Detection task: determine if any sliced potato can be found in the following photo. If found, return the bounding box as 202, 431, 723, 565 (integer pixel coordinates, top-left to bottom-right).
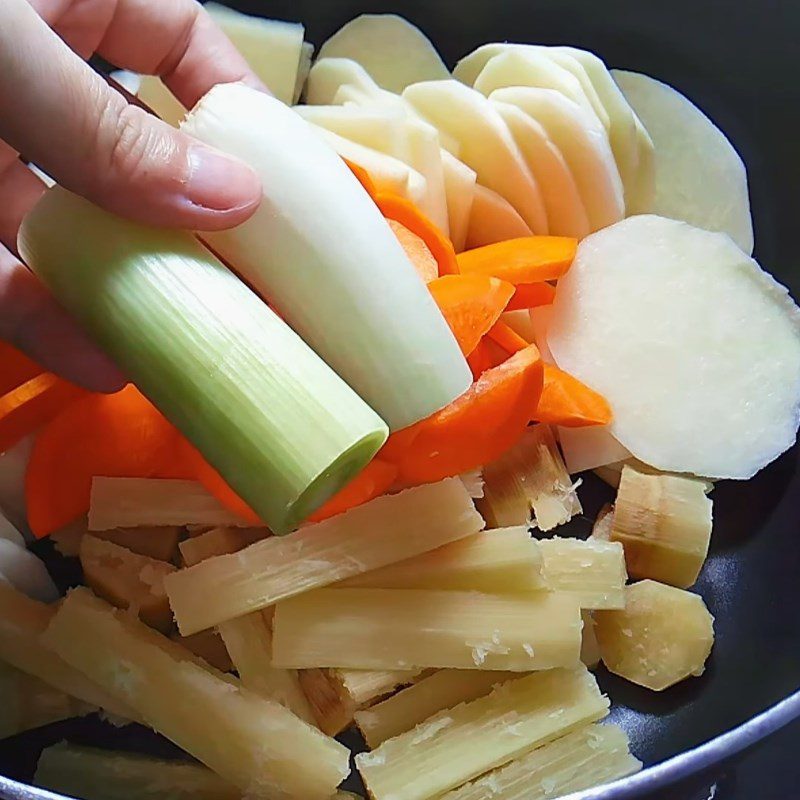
594, 580, 714, 691
403, 80, 548, 234
293, 42, 314, 104
492, 99, 590, 238
547, 215, 800, 479
613, 69, 753, 254
490, 87, 624, 231
306, 57, 392, 106
465, 183, 533, 249
441, 150, 476, 252
318, 14, 450, 93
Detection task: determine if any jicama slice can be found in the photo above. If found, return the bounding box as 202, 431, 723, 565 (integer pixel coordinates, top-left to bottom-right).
557, 425, 632, 474
165, 478, 483, 634
293, 41, 314, 104
272, 588, 582, 671
547, 215, 800, 479
35, 742, 239, 800
88, 478, 252, 531
441, 723, 641, 800
171, 630, 233, 673
0, 583, 133, 718
403, 81, 548, 234
465, 183, 533, 249
355, 669, 510, 747
479, 426, 581, 531
489, 87, 624, 231
612, 465, 713, 588
337, 527, 546, 592
356, 667, 609, 800
594, 580, 714, 691
0, 663, 93, 739
185, 84, 469, 431
218, 611, 316, 725
179, 527, 267, 568
441, 150, 477, 252
205, 3, 304, 105
538, 538, 627, 610
613, 69, 753, 253
493, 100, 590, 238
19, 188, 387, 534
318, 14, 450, 92
0, 538, 57, 601
42, 589, 350, 797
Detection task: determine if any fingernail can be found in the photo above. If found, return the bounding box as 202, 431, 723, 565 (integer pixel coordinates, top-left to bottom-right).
184, 145, 261, 212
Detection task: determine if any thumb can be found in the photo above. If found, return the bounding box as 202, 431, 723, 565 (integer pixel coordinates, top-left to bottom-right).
0, 0, 261, 231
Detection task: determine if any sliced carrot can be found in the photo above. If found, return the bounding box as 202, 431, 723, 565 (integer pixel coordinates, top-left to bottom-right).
533, 364, 613, 428
466, 339, 495, 381
308, 459, 398, 522
25, 385, 187, 538
0, 342, 43, 397
505, 282, 557, 311
0, 374, 85, 454
457, 237, 577, 284
487, 321, 530, 354
375, 192, 459, 277
343, 158, 377, 199
177, 438, 261, 525
388, 219, 438, 283
378, 425, 422, 464
428, 274, 515, 357
396, 344, 543, 484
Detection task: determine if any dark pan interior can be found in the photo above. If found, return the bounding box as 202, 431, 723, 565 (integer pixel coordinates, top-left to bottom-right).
2, 1, 800, 798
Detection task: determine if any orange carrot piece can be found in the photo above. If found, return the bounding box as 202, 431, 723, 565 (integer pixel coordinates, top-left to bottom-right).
308, 459, 398, 522
344, 158, 377, 199
177, 438, 261, 525
25, 386, 188, 538
456, 237, 577, 284
533, 364, 613, 428
388, 219, 439, 283
396, 344, 544, 484
375, 192, 459, 277
428, 274, 515, 357
505, 282, 557, 311
0, 374, 85, 454
487, 321, 529, 354
466, 339, 495, 381
0, 343, 43, 397
378, 425, 422, 464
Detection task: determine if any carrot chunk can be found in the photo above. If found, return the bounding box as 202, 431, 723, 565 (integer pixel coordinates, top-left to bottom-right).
375, 192, 459, 277
344, 158, 378, 199
388, 219, 439, 283
308, 459, 398, 522
428, 274, 514, 357
505, 282, 556, 311
533, 364, 613, 427
395, 344, 544, 484
457, 237, 577, 284
487, 321, 530, 354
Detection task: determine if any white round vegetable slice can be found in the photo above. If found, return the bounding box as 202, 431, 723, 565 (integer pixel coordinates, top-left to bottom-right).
490, 87, 624, 232
613, 70, 754, 254
548, 215, 800, 479
317, 14, 450, 93
403, 80, 548, 234
492, 100, 590, 238
0, 539, 58, 602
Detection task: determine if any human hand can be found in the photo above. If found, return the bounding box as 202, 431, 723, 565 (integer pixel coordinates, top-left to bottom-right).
0, 0, 265, 392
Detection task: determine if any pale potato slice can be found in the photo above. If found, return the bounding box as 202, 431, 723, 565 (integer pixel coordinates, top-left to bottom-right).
465, 183, 533, 249
205, 3, 304, 104
529, 306, 555, 364
594, 580, 714, 691
613, 69, 754, 254
548, 215, 800, 479
293, 42, 314, 104
318, 14, 450, 93
474, 51, 602, 126
295, 105, 405, 151
490, 87, 624, 231
493, 99, 590, 238
404, 80, 548, 234
0, 540, 57, 603
441, 151, 476, 252
306, 57, 391, 106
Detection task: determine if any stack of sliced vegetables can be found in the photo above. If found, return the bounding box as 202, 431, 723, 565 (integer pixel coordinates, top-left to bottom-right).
0, 8, 798, 800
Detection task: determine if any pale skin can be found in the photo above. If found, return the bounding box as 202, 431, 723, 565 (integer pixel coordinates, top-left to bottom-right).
0, 0, 266, 391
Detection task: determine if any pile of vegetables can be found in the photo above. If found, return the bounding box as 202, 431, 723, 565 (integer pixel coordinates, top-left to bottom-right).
0, 8, 798, 800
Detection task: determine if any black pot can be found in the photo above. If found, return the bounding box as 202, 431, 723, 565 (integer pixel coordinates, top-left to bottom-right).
1, 1, 799, 798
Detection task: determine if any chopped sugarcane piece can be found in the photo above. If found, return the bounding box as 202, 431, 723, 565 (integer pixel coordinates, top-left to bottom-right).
166, 479, 483, 635
179, 527, 269, 568
272, 588, 582, 671
170, 630, 232, 673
